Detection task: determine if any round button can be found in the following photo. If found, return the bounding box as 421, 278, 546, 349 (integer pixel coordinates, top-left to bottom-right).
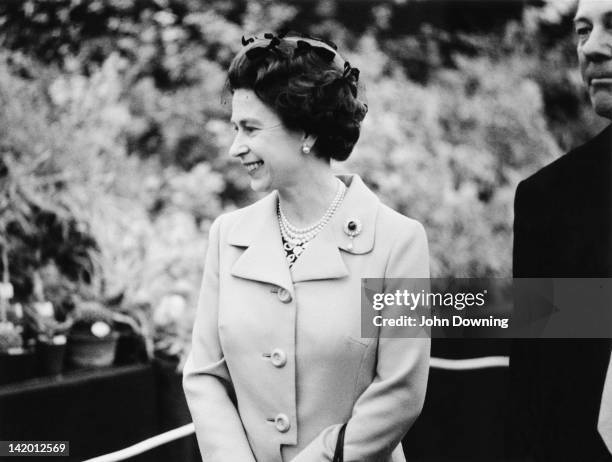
274, 413, 291, 433
277, 288, 292, 304
270, 348, 287, 368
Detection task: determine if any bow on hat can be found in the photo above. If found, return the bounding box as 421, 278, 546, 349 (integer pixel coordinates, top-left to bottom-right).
245, 36, 283, 60
293, 40, 335, 62
296, 32, 338, 50
331, 61, 360, 97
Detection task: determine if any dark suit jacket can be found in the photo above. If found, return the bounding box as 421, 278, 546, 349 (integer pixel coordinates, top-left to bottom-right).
509, 125, 612, 461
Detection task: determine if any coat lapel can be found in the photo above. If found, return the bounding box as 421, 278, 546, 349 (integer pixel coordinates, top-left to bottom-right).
227, 175, 380, 287
289, 222, 348, 282
290, 175, 379, 283
227, 192, 294, 292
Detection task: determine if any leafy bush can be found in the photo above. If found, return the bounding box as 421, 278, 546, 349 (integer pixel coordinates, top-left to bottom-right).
344, 35, 562, 276
0, 322, 23, 351
73, 301, 114, 326
0, 56, 102, 306
0, 0, 603, 366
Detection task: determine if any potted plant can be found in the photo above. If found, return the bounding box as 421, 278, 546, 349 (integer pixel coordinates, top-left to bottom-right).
24, 301, 73, 376
112, 301, 151, 366
0, 257, 36, 385
20, 267, 74, 376
67, 301, 119, 368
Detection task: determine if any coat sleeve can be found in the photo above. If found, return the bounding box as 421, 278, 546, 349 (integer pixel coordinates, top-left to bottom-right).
291, 220, 431, 462
507, 180, 540, 461
512, 179, 548, 278
182, 216, 257, 462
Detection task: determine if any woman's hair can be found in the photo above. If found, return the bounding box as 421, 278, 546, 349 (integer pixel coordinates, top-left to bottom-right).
227, 32, 368, 162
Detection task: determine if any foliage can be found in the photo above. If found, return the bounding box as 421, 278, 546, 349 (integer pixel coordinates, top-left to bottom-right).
0, 57, 102, 305
152, 291, 193, 370
71, 301, 114, 337
24, 303, 73, 342
0, 0, 604, 365
339, 33, 559, 276
0, 322, 23, 351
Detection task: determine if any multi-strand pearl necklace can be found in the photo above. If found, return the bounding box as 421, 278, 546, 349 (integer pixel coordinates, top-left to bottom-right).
278, 179, 346, 264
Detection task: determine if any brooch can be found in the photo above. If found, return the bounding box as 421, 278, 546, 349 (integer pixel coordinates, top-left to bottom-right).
343, 218, 362, 250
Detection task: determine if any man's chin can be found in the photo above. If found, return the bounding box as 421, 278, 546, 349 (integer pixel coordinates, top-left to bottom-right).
590, 92, 612, 120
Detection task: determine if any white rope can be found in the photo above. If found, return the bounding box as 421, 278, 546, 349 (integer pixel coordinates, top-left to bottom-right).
430, 356, 509, 370
81, 356, 509, 462
82, 423, 195, 462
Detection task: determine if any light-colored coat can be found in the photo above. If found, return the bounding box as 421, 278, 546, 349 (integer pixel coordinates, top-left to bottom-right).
183, 174, 430, 462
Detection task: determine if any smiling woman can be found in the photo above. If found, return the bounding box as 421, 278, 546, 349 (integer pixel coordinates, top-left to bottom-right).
183, 32, 431, 462
229, 89, 306, 193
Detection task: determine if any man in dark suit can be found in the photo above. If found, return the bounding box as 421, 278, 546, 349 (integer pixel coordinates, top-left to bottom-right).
509, 0, 612, 460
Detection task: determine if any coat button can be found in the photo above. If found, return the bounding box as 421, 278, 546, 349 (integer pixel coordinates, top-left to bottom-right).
274, 413, 291, 433
270, 348, 287, 368
277, 288, 292, 303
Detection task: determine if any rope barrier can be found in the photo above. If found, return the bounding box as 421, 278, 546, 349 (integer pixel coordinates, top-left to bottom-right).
80, 355, 509, 461
82, 423, 195, 462
430, 356, 509, 370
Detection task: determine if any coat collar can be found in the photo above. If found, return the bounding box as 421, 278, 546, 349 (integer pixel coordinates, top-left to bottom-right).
227, 174, 379, 288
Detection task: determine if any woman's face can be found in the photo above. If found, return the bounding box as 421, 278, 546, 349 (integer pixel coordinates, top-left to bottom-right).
229, 89, 306, 193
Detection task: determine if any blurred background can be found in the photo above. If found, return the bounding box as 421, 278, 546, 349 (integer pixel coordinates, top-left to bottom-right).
0, 0, 607, 461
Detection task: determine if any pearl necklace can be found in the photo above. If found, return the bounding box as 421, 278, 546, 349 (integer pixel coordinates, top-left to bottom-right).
278, 179, 346, 260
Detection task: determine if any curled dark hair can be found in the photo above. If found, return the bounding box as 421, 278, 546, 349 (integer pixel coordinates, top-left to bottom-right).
227, 33, 368, 162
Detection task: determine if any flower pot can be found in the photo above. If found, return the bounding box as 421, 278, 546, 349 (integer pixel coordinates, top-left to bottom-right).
0, 348, 37, 386
67, 332, 119, 368
114, 325, 147, 365
36, 337, 67, 376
